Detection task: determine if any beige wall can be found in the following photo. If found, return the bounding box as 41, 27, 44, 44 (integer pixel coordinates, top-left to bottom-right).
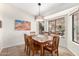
46, 5, 79, 55
0, 4, 79, 55
0, 4, 37, 48
67, 15, 79, 56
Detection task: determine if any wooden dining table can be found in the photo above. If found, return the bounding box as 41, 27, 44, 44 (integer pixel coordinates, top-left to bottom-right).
32, 35, 52, 56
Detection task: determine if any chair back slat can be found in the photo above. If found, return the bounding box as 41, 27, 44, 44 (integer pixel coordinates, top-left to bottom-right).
27, 36, 34, 50
52, 35, 59, 50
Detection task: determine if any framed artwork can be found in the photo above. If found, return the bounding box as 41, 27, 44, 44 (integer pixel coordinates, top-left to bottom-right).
15, 20, 31, 31
0, 21, 2, 28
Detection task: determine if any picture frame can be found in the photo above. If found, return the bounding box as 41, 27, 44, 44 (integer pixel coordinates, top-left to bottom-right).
0, 21, 2, 28
15, 20, 31, 31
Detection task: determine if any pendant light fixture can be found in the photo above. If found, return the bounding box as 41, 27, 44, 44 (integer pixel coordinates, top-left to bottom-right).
35, 3, 44, 21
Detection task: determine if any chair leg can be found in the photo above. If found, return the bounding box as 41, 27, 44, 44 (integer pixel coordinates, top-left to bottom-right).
55, 50, 59, 56
26, 46, 30, 56
26, 46, 28, 55
43, 49, 45, 56
24, 46, 26, 52
28, 47, 31, 56
51, 51, 53, 56
31, 50, 34, 56
57, 50, 59, 56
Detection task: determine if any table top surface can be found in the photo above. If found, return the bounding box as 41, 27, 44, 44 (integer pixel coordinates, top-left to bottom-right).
32, 35, 52, 42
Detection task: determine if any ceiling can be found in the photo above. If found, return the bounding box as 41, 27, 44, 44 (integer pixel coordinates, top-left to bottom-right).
11, 3, 79, 17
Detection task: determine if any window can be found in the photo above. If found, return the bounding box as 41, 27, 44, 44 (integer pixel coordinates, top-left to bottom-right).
48, 17, 65, 36
72, 11, 79, 44
38, 21, 44, 34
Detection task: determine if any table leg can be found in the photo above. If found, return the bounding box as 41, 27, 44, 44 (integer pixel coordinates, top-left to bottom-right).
41, 44, 44, 56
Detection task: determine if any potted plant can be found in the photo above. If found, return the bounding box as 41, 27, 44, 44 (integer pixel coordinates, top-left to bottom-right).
58, 25, 64, 36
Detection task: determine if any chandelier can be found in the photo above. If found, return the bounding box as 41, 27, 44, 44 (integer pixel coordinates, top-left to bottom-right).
35, 3, 44, 21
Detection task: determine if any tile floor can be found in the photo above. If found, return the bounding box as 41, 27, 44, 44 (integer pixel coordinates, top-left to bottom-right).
0, 44, 74, 56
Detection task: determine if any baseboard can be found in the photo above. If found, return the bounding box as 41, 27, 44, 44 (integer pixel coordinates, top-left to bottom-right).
67, 48, 78, 56
2, 42, 24, 49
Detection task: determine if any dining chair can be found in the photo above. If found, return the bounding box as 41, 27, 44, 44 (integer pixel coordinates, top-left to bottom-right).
27, 35, 41, 56
44, 35, 59, 56
30, 32, 36, 36
43, 32, 49, 36
54, 32, 60, 35
50, 32, 60, 36
24, 34, 30, 55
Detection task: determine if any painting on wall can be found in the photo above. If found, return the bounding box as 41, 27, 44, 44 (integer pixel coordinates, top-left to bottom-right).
15, 20, 31, 31
0, 21, 2, 28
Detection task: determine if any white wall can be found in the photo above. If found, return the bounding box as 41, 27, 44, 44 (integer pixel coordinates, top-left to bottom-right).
67, 15, 79, 56
0, 4, 79, 55
45, 5, 79, 55
0, 4, 37, 48
0, 4, 5, 50
45, 9, 70, 48
46, 15, 68, 48
0, 17, 3, 50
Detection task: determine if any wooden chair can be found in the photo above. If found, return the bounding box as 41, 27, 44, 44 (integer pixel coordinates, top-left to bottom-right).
27, 35, 41, 56
50, 32, 60, 36
24, 34, 30, 55
50, 32, 59, 34
44, 35, 59, 56
30, 32, 36, 36
43, 32, 49, 36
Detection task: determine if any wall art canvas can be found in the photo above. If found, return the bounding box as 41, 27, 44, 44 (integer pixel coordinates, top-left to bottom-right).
0, 21, 2, 28
15, 20, 31, 31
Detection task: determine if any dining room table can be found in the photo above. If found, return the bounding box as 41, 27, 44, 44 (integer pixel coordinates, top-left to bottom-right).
32, 34, 52, 56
